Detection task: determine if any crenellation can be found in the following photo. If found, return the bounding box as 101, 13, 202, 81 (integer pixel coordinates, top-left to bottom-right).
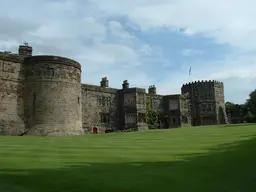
181, 79, 228, 126
0, 44, 228, 136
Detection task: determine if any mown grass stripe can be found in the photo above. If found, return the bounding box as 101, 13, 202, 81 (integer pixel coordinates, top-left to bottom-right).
0, 124, 256, 192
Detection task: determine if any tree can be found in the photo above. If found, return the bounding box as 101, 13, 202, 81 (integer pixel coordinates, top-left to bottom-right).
245, 89, 256, 115
243, 89, 256, 122
225, 102, 249, 123
146, 96, 160, 129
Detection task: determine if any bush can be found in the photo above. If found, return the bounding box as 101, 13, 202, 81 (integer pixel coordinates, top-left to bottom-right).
105, 129, 114, 133
245, 115, 256, 123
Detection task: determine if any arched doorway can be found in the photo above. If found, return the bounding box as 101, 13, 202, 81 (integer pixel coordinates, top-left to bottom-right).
92, 127, 98, 134
218, 106, 226, 124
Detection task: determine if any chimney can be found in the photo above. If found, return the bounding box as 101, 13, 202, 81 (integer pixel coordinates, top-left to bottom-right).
122, 80, 129, 89
18, 42, 32, 57
148, 85, 156, 95
100, 77, 109, 87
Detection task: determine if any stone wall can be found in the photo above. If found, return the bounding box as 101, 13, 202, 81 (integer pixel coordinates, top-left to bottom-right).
0, 45, 230, 135
81, 84, 118, 133
0, 53, 25, 135
214, 82, 228, 124
122, 88, 148, 130
181, 80, 228, 126
180, 94, 191, 127
23, 56, 84, 136
120, 89, 137, 129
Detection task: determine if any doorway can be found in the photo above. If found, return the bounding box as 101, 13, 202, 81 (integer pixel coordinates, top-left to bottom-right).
92, 127, 98, 134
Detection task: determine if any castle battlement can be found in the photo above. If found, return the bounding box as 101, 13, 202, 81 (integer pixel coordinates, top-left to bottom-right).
0, 44, 228, 135
181, 80, 224, 88
24, 55, 81, 71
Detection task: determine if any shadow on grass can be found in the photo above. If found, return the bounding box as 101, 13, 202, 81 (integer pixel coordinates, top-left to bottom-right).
220, 123, 256, 127
1, 136, 256, 192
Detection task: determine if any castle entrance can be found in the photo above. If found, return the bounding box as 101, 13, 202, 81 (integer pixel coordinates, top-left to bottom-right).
218, 106, 226, 124
92, 127, 98, 134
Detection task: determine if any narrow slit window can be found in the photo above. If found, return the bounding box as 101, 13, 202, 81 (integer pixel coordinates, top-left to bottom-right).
32, 92, 36, 116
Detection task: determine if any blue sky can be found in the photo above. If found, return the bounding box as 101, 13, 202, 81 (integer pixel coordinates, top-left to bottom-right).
0, 0, 256, 104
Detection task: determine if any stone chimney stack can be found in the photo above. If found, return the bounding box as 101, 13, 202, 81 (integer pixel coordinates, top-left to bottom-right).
148, 85, 156, 95
18, 42, 32, 57
100, 77, 109, 87
122, 80, 129, 89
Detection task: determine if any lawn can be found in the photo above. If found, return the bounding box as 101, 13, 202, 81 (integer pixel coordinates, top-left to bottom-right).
0, 124, 256, 192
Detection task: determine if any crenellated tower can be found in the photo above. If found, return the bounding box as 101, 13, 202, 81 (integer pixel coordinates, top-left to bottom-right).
181, 80, 228, 126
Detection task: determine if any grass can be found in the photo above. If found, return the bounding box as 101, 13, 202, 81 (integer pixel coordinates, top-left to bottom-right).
0, 124, 256, 192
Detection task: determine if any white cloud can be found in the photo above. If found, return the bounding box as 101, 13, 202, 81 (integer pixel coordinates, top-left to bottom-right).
91, 0, 256, 49
182, 49, 204, 56
0, 0, 255, 104
108, 21, 133, 39
154, 54, 256, 104
139, 44, 152, 56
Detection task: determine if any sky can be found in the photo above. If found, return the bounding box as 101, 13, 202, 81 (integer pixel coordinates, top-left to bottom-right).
0, 0, 255, 104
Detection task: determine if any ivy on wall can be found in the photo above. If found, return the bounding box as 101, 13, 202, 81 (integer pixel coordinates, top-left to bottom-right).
146, 95, 161, 129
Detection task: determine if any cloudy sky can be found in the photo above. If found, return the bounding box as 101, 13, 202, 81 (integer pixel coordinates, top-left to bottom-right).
1, 0, 255, 104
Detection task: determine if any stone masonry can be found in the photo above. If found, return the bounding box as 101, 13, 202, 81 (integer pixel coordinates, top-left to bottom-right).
181, 80, 228, 126
0, 44, 228, 136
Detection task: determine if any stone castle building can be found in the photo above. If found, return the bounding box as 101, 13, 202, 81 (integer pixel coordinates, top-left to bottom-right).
0, 44, 228, 136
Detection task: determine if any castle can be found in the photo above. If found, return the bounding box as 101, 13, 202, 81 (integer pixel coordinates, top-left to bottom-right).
0, 44, 228, 136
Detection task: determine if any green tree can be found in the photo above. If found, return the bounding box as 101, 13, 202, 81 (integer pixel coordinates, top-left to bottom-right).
245, 89, 256, 115
146, 96, 160, 129
244, 89, 256, 122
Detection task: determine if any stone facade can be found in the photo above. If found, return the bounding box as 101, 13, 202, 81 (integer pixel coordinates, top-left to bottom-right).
81, 83, 118, 133
0, 44, 228, 136
0, 53, 25, 135
181, 80, 228, 126
23, 56, 84, 136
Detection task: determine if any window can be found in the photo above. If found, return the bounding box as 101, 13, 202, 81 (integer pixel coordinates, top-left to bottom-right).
97, 96, 112, 106
97, 96, 101, 105
138, 95, 145, 105
100, 113, 110, 123
125, 114, 136, 124
2, 61, 11, 72
169, 100, 178, 110
46, 68, 54, 77
32, 92, 36, 116
0, 61, 3, 72
37, 69, 45, 77
207, 104, 212, 112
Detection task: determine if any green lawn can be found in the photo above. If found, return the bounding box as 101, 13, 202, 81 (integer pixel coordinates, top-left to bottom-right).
0, 124, 256, 192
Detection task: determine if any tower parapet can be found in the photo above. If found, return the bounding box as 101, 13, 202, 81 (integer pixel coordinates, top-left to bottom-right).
181, 80, 217, 89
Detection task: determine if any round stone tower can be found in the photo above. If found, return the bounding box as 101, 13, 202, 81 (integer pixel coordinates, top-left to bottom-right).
23, 55, 84, 136
0, 53, 25, 135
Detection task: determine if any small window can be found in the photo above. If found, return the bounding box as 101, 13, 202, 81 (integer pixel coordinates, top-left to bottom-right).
78, 97, 80, 104
32, 92, 36, 115
0, 61, 3, 72
2, 62, 11, 72
100, 113, 110, 123
46, 68, 54, 77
